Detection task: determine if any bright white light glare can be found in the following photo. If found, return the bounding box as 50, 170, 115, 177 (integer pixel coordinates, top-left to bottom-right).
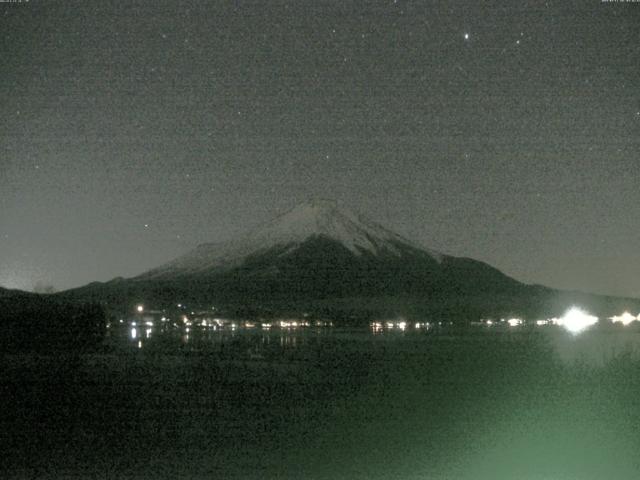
507, 318, 522, 327
397, 321, 407, 330
136, 305, 144, 313
130, 327, 137, 339
610, 312, 636, 326
536, 320, 547, 326
557, 307, 598, 334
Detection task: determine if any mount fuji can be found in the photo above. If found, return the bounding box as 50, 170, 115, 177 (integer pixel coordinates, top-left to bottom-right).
131, 198, 531, 302
58, 200, 639, 321
138, 199, 446, 280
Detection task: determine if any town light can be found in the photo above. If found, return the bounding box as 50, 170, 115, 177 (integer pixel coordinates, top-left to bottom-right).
507, 318, 522, 327
136, 305, 144, 313
557, 307, 598, 334
610, 312, 636, 326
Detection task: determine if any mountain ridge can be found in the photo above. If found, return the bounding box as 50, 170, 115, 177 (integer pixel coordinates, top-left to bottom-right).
137, 199, 443, 281
54, 201, 640, 321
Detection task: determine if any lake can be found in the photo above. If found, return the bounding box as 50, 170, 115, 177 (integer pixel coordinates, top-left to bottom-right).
3, 322, 640, 479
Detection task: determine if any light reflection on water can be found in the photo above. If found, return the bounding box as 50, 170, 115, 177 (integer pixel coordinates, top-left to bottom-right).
112, 319, 437, 356
16, 318, 640, 479
112, 321, 337, 353
544, 328, 640, 366
110, 320, 640, 369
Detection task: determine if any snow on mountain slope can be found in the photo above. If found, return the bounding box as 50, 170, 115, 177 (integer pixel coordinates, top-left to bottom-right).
138, 200, 443, 279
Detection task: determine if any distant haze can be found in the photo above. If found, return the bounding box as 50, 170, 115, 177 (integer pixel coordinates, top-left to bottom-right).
1, 1, 638, 297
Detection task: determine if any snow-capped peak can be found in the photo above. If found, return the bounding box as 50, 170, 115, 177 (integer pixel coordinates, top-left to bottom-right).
138, 200, 442, 279
249, 199, 431, 256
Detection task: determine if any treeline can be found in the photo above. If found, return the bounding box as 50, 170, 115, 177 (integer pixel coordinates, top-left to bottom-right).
0, 293, 107, 353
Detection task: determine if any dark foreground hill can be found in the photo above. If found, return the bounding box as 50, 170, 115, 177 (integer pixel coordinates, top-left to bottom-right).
0, 288, 106, 352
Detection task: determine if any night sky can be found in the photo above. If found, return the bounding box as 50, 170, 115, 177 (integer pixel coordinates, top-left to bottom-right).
1, 1, 638, 297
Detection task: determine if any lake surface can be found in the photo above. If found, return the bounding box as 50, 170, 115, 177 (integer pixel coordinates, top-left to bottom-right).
3, 323, 640, 479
